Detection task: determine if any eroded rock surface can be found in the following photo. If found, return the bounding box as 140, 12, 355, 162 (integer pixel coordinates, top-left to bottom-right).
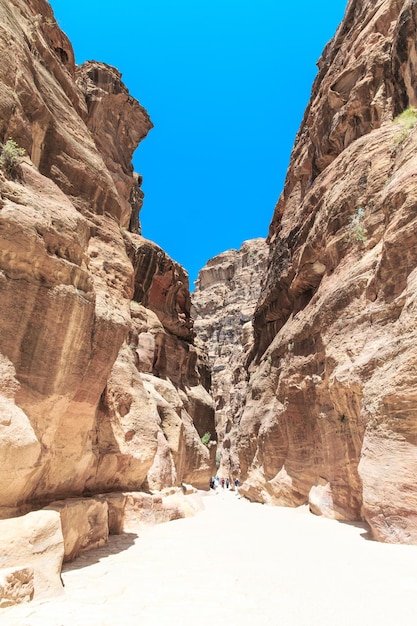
235, 0, 417, 543
0, 0, 214, 536
76, 61, 153, 228
192, 239, 268, 476
0, 510, 64, 602
91, 235, 215, 494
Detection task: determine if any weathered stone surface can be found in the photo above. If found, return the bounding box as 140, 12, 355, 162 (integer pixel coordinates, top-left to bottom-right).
234, 0, 417, 542
0, 567, 34, 608
0, 156, 132, 513
0, 0, 140, 515
0, 356, 42, 513
0, 511, 64, 600
45, 498, 109, 563
122, 490, 204, 531
0, 0, 121, 219
0, 0, 213, 530
89, 234, 216, 493
192, 239, 268, 476
105, 493, 127, 535
0, 489, 203, 608
128, 236, 194, 340
76, 61, 153, 227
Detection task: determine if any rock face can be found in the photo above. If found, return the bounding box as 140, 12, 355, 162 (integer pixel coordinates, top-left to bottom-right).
76, 61, 152, 229
45, 498, 109, 563
91, 235, 215, 494
0, 0, 214, 532
235, 0, 417, 543
192, 239, 268, 476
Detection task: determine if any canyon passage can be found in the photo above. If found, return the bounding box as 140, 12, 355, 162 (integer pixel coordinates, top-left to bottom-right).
2, 0, 417, 617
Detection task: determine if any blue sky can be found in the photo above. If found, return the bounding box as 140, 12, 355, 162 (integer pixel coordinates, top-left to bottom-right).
49, 0, 347, 288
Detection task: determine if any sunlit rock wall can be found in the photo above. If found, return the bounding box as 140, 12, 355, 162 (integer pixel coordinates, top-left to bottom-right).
237, 0, 417, 544
0, 0, 214, 520
192, 239, 268, 478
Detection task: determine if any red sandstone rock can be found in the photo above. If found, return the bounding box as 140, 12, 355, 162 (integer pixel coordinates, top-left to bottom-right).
236, 0, 417, 543
86, 233, 215, 494
0, 0, 214, 528
76, 61, 153, 227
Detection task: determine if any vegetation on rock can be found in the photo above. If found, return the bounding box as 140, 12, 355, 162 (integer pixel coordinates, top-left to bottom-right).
393, 106, 417, 145
0, 139, 25, 178
348, 207, 367, 244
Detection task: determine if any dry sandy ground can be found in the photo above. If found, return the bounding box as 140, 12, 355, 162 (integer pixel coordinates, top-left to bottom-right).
4, 490, 417, 626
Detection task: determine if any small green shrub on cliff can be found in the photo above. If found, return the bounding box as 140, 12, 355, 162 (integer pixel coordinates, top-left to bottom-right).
393, 106, 417, 146
348, 207, 367, 244
201, 432, 211, 447
0, 139, 25, 178
394, 106, 417, 129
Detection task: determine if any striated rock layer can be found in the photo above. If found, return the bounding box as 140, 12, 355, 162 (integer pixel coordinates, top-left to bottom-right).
235, 0, 417, 543
192, 239, 268, 477
0, 0, 214, 529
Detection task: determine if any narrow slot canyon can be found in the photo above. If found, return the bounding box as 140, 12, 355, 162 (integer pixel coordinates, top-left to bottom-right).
2, 0, 417, 621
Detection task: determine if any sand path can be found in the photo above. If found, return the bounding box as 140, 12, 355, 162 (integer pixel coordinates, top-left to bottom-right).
5, 489, 417, 625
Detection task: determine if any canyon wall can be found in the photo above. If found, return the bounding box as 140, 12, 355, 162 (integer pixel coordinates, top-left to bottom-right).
235, 0, 417, 543
191, 239, 268, 477
2, 0, 417, 591
0, 0, 214, 527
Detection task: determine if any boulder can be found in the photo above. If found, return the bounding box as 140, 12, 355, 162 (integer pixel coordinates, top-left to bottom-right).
45, 498, 109, 562
0, 510, 64, 600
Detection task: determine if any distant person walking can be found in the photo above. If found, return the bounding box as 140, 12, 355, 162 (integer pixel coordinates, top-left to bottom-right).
234, 478, 239, 494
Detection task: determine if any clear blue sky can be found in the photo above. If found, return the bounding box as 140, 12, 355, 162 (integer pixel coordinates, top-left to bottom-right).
49, 0, 347, 288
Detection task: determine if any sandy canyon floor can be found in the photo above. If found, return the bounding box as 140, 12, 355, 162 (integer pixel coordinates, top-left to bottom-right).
4, 490, 417, 625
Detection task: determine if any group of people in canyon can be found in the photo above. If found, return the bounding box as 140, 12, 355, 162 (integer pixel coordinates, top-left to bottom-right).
209, 476, 239, 492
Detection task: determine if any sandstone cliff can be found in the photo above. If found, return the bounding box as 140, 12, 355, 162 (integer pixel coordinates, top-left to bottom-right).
0, 0, 214, 528
191, 239, 268, 477
235, 0, 417, 543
